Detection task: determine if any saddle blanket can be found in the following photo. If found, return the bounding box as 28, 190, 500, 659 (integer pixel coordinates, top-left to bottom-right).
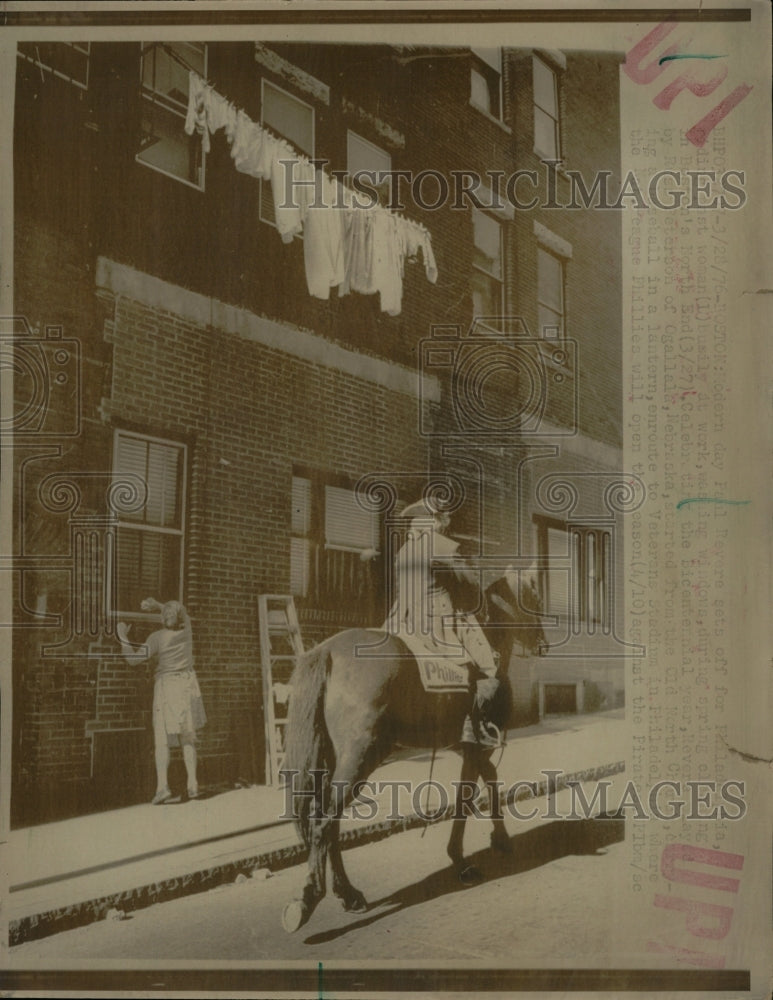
360, 628, 471, 693
389, 629, 470, 692
417, 657, 470, 693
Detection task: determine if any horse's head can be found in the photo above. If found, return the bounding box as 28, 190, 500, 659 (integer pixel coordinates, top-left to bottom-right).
485, 564, 548, 658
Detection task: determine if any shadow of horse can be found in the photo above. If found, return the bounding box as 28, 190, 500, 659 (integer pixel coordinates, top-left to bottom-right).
303, 815, 624, 945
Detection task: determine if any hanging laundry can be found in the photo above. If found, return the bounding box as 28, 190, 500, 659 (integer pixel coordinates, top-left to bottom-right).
340, 207, 377, 297
230, 113, 272, 180
303, 170, 345, 299
204, 89, 235, 140
184, 71, 211, 153
404, 223, 438, 284
371, 211, 405, 316
271, 152, 315, 244
183, 70, 438, 316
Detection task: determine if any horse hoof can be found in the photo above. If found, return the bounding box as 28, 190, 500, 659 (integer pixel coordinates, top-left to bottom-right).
342, 891, 368, 913
458, 865, 483, 886
281, 899, 307, 933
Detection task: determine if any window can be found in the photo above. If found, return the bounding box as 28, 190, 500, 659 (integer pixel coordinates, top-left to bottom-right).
17, 42, 90, 89
112, 431, 186, 615
347, 130, 391, 179
259, 79, 315, 227
262, 79, 315, 155
470, 47, 502, 120
290, 473, 378, 604
533, 55, 560, 159
537, 519, 609, 630
471, 208, 504, 317
136, 42, 206, 190
347, 130, 392, 204
537, 247, 565, 339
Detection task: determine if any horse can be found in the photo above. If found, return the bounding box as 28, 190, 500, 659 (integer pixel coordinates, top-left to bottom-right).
280, 569, 547, 933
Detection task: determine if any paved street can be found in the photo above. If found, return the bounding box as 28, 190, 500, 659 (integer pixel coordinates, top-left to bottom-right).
10, 798, 630, 963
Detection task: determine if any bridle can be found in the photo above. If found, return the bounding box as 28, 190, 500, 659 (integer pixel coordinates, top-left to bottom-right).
485, 588, 547, 659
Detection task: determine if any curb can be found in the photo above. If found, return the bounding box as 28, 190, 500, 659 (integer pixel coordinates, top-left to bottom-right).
10, 759, 625, 946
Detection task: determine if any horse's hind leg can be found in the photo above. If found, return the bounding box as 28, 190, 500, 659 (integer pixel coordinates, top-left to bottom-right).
329, 818, 367, 912
282, 815, 331, 933
326, 739, 384, 913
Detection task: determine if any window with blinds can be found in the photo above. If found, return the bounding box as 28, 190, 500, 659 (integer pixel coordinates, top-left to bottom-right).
538, 519, 610, 629
324, 485, 378, 551
290, 474, 379, 598
112, 430, 186, 614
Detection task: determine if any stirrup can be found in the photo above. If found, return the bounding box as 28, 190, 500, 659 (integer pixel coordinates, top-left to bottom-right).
477, 721, 504, 749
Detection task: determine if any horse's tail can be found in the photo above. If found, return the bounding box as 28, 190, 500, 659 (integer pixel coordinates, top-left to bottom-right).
283, 641, 332, 848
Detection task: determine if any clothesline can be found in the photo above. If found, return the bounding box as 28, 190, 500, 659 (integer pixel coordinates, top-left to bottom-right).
163, 44, 431, 235
180, 60, 437, 315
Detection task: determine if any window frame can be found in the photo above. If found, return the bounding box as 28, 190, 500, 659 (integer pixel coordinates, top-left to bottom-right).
537, 244, 566, 341
290, 469, 380, 599
532, 54, 561, 160
535, 516, 610, 631
346, 129, 392, 180
469, 47, 503, 122
346, 129, 392, 205
471, 206, 505, 319
135, 41, 207, 192
111, 428, 188, 619
17, 42, 91, 90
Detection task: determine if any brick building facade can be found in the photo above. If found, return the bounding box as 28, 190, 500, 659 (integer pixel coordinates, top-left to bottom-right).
11, 41, 626, 825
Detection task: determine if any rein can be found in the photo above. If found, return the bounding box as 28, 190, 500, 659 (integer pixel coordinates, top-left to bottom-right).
420, 738, 438, 839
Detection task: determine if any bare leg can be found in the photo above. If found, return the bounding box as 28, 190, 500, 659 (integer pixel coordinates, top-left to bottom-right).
153, 709, 170, 796
479, 753, 511, 853
182, 740, 198, 795
447, 747, 484, 884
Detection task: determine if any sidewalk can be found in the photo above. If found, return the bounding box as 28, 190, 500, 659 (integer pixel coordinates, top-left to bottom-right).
6, 710, 626, 946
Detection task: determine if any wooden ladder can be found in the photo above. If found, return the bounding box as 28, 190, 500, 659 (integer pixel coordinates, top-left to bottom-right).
258, 594, 304, 785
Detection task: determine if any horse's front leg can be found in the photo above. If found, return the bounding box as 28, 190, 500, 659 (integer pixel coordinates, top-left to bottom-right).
479, 752, 512, 854
282, 815, 330, 933
447, 747, 484, 885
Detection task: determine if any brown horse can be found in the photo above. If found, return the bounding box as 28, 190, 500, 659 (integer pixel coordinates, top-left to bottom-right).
280, 570, 546, 933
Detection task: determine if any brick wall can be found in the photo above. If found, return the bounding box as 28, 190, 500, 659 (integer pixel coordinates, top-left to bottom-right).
11, 43, 624, 825
12, 215, 434, 823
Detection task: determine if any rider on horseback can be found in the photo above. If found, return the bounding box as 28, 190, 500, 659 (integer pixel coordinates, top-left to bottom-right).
385, 497, 504, 749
